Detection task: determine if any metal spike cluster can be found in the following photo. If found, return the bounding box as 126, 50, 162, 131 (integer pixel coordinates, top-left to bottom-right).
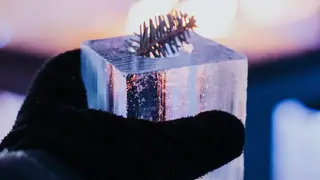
125, 10, 197, 58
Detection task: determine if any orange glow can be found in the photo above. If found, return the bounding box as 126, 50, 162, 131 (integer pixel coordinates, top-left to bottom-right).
175, 0, 238, 38
1, 0, 319, 62
240, 0, 320, 26
124, 0, 320, 63
125, 0, 238, 38
125, 0, 179, 35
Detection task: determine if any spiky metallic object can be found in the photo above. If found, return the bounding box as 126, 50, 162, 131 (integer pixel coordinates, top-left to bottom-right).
125, 11, 197, 58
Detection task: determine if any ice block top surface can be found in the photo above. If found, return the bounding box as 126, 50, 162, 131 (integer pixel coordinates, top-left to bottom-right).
81, 33, 246, 74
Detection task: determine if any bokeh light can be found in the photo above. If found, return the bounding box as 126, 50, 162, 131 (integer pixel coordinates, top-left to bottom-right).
0, 20, 11, 48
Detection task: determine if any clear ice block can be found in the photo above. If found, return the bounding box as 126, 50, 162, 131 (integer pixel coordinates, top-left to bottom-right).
81, 33, 247, 180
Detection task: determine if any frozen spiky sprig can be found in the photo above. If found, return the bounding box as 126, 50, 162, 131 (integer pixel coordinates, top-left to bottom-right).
125, 10, 197, 58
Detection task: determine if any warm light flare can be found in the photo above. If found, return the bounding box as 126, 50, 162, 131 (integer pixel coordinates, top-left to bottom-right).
175, 0, 238, 38
125, 0, 179, 35
1, 0, 318, 60
125, 0, 239, 38
240, 0, 320, 26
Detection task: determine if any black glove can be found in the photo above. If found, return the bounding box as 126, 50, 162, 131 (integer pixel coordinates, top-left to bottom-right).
0, 50, 245, 180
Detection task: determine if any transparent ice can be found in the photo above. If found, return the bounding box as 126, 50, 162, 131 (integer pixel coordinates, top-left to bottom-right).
81, 33, 248, 180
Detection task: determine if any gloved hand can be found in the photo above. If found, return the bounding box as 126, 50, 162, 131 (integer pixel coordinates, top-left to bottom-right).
0, 50, 245, 180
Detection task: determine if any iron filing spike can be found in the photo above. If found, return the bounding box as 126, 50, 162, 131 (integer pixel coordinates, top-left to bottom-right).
81, 33, 248, 180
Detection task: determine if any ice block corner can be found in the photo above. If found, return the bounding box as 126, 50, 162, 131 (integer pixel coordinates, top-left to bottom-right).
80, 33, 247, 179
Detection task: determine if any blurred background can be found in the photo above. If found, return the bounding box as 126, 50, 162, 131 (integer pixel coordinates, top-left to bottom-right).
0, 0, 319, 179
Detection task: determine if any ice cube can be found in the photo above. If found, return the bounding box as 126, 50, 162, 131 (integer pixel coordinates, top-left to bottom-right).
81, 33, 247, 180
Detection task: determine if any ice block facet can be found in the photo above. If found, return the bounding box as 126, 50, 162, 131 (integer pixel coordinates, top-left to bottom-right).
81, 33, 247, 180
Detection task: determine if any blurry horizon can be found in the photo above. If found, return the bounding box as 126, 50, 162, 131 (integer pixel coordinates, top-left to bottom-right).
0, 0, 319, 63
